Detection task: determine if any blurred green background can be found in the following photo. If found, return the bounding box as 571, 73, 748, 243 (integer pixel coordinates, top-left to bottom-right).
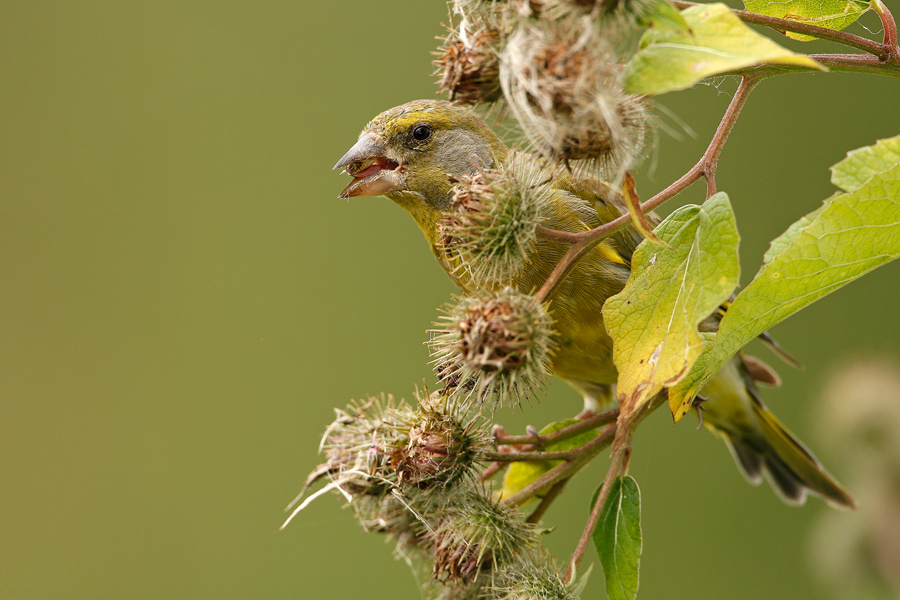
3, 2, 899, 599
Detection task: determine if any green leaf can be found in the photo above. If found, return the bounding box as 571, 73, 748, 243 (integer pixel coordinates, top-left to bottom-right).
625, 3, 825, 95
744, 0, 869, 41
496, 420, 598, 503
637, 0, 692, 33
603, 193, 740, 414
762, 203, 828, 263
592, 476, 642, 600
831, 133, 900, 192
674, 161, 900, 401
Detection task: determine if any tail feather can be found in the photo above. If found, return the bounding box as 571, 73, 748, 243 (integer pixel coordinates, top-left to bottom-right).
722, 436, 763, 486
761, 450, 806, 506
748, 390, 856, 509
701, 359, 856, 510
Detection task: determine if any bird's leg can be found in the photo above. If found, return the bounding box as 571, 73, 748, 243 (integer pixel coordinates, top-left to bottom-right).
693, 394, 708, 430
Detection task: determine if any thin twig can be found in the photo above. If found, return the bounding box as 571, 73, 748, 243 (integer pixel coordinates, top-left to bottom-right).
483, 448, 585, 462
672, 0, 886, 58
874, 0, 900, 64
562, 395, 664, 583
480, 460, 505, 481
701, 74, 762, 196
734, 52, 900, 77
535, 74, 762, 300
562, 436, 631, 584
499, 424, 617, 507
535, 224, 580, 244
481, 409, 619, 480
493, 408, 619, 447
526, 478, 569, 524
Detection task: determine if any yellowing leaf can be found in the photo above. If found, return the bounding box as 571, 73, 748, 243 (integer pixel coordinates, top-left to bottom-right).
831, 133, 900, 192
625, 3, 825, 95
603, 193, 740, 414
592, 476, 642, 600
744, 0, 869, 41
667, 332, 715, 422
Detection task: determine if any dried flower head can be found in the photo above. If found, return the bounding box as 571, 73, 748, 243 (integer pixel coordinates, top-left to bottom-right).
519, 0, 657, 24
438, 153, 551, 287
389, 390, 489, 488
500, 20, 646, 172
489, 556, 578, 600
283, 387, 496, 542
435, 25, 504, 105
428, 490, 541, 582
430, 288, 554, 409
317, 394, 413, 497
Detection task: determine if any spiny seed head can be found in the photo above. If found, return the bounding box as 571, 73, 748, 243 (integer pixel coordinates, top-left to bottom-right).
500, 20, 647, 172
351, 490, 429, 552
435, 24, 504, 105
438, 152, 551, 287
312, 391, 488, 502
430, 288, 554, 410
428, 490, 541, 582
388, 391, 489, 489
317, 394, 414, 497
489, 556, 578, 600
519, 0, 657, 24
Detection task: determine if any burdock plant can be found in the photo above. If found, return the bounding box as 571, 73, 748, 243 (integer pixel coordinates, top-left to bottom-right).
438, 152, 553, 287
429, 287, 554, 410
291, 0, 900, 599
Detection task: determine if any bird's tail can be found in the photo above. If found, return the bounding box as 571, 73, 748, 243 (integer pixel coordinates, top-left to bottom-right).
700, 358, 856, 510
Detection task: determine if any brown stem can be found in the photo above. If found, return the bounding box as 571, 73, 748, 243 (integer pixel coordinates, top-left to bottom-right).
493, 408, 619, 447
700, 74, 761, 194
563, 439, 631, 584
526, 478, 569, 524
535, 75, 761, 300
875, 0, 900, 64
535, 224, 580, 244
731, 52, 900, 77
499, 424, 617, 507
479, 461, 505, 481
483, 448, 585, 461
563, 395, 663, 584
672, 1, 887, 59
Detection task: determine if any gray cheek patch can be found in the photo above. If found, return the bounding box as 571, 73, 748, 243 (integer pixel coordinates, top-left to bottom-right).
435, 130, 495, 176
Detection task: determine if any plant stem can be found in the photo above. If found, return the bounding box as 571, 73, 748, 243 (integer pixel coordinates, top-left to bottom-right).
735, 52, 900, 77
672, 0, 886, 58
480, 409, 619, 479
563, 437, 630, 584
536, 75, 761, 300
483, 447, 586, 461
562, 395, 663, 584
874, 0, 900, 65
499, 424, 617, 507
701, 74, 762, 196
526, 478, 569, 524
480, 460, 505, 481
493, 408, 619, 447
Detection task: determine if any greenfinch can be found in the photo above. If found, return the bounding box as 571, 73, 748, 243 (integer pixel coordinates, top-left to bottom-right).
333, 99, 854, 509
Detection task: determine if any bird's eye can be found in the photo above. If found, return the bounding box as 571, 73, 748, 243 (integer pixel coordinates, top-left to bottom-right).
412, 124, 432, 142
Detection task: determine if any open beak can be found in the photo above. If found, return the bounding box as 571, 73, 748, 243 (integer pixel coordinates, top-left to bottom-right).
333, 133, 404, 198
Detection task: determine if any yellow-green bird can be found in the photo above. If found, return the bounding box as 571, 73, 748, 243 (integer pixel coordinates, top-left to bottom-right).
333, 99, 855, 509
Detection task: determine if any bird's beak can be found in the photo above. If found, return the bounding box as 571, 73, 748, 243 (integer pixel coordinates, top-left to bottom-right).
333, 132, 404, 198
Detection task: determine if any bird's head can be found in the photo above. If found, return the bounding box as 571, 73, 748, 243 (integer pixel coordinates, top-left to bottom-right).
333, 100, 507, 237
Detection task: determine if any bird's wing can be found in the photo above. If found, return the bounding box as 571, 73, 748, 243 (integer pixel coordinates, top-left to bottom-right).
552, 174, 652, 267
